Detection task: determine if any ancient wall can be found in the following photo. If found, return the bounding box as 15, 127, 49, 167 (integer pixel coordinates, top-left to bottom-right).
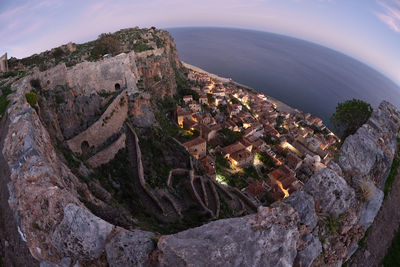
87, 133, 126, 168
33, 51, 139, 94
67, 90, 128, 154
0, 53, 8, 73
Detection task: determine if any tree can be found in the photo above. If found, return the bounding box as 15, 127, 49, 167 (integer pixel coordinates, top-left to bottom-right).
330, 99, 373, 140
90, 33, 122, 59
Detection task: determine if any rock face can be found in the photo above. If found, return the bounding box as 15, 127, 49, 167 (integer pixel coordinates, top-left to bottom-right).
358, 184, 384, 230
339, 101, 400, 189
284, 190, 317, 230
105, 230, 155, 267
295, 234, 322, 267
51, 203, 114, 260
157, 202, 299, 267
304, 168, 355, 217
1, 28, 400, 267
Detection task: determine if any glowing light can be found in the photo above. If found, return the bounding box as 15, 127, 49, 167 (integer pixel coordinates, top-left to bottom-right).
276, 180, 289, 199
216, 174, 227, 185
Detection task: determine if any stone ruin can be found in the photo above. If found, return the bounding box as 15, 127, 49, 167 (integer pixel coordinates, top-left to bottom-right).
0, 53, 8, 73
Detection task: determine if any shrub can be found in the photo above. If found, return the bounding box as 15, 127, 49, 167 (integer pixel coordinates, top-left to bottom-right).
25, 92, 38, 107
52, 47, 65, 59
90, 33, 122, 59
359, 179, 375, 202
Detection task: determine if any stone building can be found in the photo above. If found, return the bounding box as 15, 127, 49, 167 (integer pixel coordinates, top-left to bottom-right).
0, 53, 8, 73
183, 136, 207, 159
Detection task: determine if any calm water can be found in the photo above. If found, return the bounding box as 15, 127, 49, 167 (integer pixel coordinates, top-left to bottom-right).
168, 27, 400, 129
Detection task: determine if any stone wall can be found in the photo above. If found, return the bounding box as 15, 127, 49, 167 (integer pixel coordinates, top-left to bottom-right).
33, 52, 139, 94
87, 133, 126, 168
67, 90, 129, 154
0, 53, 8, 73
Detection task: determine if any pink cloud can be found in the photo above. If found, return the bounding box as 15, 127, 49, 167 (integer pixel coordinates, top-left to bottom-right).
376, 0, 400, 33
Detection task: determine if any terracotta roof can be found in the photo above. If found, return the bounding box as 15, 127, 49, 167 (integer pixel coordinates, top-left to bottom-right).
183, 137, 206, 148
269, 168, 285, 180
238, 137, 252, 148
230, 149, 253, 162
287, 153, 302, 170
280, 175, 297, 189
246, 181, 267, 198
222, 142, 246, 156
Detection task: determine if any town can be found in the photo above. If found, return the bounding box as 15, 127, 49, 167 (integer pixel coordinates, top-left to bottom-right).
176, 69, 340, 204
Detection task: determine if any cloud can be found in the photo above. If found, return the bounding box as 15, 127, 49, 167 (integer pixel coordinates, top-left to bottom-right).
376, 0, 400, 33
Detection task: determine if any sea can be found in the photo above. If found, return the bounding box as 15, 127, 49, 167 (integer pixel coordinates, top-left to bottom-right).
168, 27, 400, 130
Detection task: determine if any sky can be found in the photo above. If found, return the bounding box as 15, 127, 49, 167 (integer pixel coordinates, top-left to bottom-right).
0, 0, 399, 85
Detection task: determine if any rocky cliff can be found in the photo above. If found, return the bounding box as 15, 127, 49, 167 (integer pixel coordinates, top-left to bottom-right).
0, 27, 399, 266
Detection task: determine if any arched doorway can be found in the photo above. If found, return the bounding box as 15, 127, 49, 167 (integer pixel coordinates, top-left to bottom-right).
115, 83, 121, 90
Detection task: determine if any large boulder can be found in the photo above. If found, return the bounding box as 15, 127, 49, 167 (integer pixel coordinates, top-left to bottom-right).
304, 168, 355, 217
295, 234, 322, 267
105, 230, 156, 267
284, 190, 318, 230
157, 202, 299, 267
339, 101, 400, 189
51, 203, 114, 260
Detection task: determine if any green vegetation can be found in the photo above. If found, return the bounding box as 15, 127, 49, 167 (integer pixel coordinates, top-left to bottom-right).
322, 214, 345, 235
175, 70, 199, 101
218, 128, 244, 146
0, 83, 13, 117
256, 152, 276, 169
133, 42, 153, 52
137, 126, 191, 188
330, 99, 373, 140
215, 155, 249, 189
52, 47, 65, 59
243, 166, 260, 180
25, 92, 38, 107
1, 70, 26, 79
90, 33, 122, 59
98, 92, 114, 98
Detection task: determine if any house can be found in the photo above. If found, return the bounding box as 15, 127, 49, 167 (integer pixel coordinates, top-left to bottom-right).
188, 102, 202, 113
222, 120, 239, 132
264, 124, 280, 138
222, 142, 246, 158
238, 137, 253, 152
183, 95, 193, 104
194, 123, 218, 141
199, 95, 208, 105
182, 118, 197, 131
176, 106, 192, 127
200, 155, 216, 178
230, 149, 254, 167
309, 116, 323, 127
286, 152, 302, 170
221, 142, 253, 167
245, 181, 269, 199
183, 137, 207, 159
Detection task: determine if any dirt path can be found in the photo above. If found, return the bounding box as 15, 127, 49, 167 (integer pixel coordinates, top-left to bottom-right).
350, 168, 400, 267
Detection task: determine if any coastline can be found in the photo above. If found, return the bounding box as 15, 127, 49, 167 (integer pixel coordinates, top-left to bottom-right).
182, 61, 295, 114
